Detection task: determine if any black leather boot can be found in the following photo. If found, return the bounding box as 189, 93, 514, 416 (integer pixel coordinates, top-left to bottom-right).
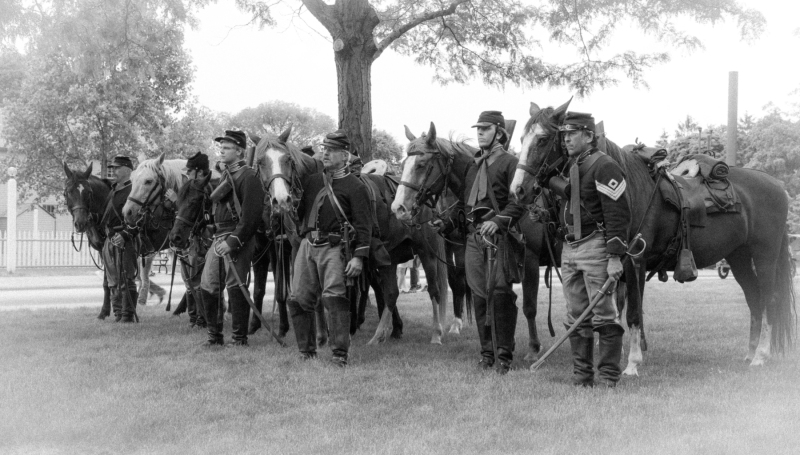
473, 295, 494, 369
228, 287, 250, 346
185, 292, 197, 326
289, 299, 317, 357
199, 289, 223, 346
121, 289, 139, 323
111, 286, 123, 322
569, 324, 595, 387
596, 324, 625, 388
494, 293, 518, 375
324, 296, 351, 367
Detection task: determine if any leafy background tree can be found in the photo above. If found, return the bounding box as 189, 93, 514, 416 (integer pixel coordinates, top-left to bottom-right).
0, 0, 202, 201
236, 0, 765, 163
661, 106, 800, 232
229, 100, 336, 147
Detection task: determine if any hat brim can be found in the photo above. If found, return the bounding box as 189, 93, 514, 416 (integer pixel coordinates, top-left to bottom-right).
558, 125, 592, 132
471, 122, 497, 128
108, 164, 131, 169
214, 136, 242, 146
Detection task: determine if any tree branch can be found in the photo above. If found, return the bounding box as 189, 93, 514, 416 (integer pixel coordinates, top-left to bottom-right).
301, 0, 337, 34
374, 0, 468, 60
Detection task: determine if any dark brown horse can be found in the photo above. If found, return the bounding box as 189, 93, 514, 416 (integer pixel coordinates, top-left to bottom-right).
392, 123, 561, 361
168, 170, 292, 337
63, 162, 112, 319
256, 126, 451, 345
511, 99, 796, 372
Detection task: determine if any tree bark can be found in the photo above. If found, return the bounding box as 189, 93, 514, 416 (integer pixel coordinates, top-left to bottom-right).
305, 0, 379, 163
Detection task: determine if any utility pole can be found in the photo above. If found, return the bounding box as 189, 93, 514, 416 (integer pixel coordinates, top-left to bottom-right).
726, 71, 738, 166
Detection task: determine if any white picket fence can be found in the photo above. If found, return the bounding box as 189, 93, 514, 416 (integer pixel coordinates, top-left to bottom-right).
0, 231, 98, 268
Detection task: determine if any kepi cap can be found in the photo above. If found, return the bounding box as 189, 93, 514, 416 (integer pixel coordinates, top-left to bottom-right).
183, 151, 210, 173
472, 110, 505, 128
559, 112, 596, 133
107, 155, 134, 169
214, 130, 247, 149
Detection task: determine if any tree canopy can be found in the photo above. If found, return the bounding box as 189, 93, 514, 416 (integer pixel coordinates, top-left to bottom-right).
235, 0, 765, 163
229, 100, 336, 148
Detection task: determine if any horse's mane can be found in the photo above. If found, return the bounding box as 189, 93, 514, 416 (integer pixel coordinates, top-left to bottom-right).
134, 158, 185, 191
436, 135, 477, 160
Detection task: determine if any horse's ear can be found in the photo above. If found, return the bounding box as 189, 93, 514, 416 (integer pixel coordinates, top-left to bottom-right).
157, 152, 166, 165
553, 97, 573, 123
248, 131, 261, 146
201, 171, 213, 186
63, 162, 73, 179
81, 162, 93, 179
404, 125, 416, 142
278, 124, 293, 143
425, 122, 437, 146
529, 102, 540, 117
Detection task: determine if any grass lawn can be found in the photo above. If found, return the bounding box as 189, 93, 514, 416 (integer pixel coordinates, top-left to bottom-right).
1, 277, 798, 455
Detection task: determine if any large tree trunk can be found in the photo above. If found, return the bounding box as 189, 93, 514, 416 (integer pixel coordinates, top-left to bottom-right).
304, 0, 380, 163
336, 44, 373, 163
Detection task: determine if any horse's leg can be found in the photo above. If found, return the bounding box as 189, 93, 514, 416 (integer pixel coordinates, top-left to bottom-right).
447, 242, 465, 335
98, 272, 111, 319
622, 261, 645, 376
418, 252, 445, 345
249, 246, 269, 335
522, 245, 541, 362
726, 247, 764, 363
748, 240, 786, 366
368, 265, 398, 345
276, 241, 292, 337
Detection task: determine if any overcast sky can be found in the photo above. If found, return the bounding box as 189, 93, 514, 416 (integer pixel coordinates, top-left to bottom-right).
184, 0, 799, 150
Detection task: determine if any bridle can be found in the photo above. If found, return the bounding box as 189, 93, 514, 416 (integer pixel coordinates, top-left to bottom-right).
515, 127, 568, 188
172, 180, 211, 247
399, 141, 454, 221
126, 167, 167, 214
261, 144, 306, 218
64, 179, 99, 227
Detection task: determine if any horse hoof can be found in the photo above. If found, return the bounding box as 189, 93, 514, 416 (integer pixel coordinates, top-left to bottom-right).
749, 356, 768, 367
523, 351, 539, 362
448, 318, 463, 335
430, 334, 442, 345
622, 366, 639, 376
391, 330, 403, 340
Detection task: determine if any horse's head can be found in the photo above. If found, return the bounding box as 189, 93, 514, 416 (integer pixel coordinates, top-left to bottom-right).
511, 99, 572, 205
392, 123, 452, 221
63, 162, 98, 232
170, 171, 212, 250
255, 125, 303, 214
123, 153, 168, 225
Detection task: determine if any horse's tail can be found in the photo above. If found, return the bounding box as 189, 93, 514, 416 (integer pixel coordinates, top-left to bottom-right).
435, 234, 449, 326
770, 230, 797, 354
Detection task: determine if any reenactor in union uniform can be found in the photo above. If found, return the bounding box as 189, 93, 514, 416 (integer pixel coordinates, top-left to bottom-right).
464, 110, 525, 374
558, 112, 631, 388
198, 131, 265, 347
288, 130, 372, 367
177, 151, 211, 328
101, 155, 140, 323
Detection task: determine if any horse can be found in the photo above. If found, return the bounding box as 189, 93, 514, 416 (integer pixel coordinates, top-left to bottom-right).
256, 126, 451, 345
168, 169, 293, 338
392, 123, 560, 361
63, 162, 112, 319
510, 99, 796, 372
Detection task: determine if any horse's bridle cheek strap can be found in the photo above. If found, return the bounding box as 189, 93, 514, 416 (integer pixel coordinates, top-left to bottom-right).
516, 163, 538, 176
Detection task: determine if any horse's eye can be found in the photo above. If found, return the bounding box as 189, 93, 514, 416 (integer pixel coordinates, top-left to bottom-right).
145, 179, 153, 185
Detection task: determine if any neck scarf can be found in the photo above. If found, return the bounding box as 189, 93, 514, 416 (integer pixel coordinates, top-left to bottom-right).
467, 142, 504, 207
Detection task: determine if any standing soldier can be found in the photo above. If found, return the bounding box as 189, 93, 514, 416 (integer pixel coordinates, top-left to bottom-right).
179, 151, 211, 329
558, 112, 630, 388
288, 130, 372, 367
101, 155, 139, 323
464, 111, 524, 374
199, 131, 264, 347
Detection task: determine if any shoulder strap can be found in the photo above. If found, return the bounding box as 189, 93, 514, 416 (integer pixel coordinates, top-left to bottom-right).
579, 150, 604, 174
226, 172, 243, 219
322, 172, 351, 226
483, 160, 502, 216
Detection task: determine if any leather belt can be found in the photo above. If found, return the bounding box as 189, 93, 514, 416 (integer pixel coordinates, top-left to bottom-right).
306, 230, 341, 246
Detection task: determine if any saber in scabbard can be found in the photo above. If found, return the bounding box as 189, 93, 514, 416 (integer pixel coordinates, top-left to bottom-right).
530, 234, 646, 371
483, 234, 499, 364
223, 253, 287, 347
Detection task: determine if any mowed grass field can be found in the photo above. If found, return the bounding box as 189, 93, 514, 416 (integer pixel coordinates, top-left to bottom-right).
1, 276, 799, 455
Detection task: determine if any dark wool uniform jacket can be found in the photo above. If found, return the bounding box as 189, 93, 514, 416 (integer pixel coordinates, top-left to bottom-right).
101, 180, 133, 235
214, 165, 265, 251
564, 148, 631, 256
297, 172, 372, 259
464, 146, 525, 232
